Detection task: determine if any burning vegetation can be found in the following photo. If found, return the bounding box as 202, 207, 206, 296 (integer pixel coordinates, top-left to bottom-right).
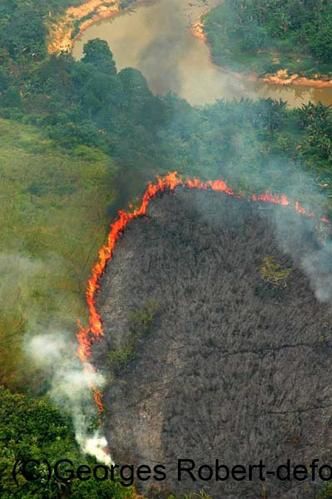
78, 173, 332, 498
47, 0, 122, 54
191, 21, 206, 42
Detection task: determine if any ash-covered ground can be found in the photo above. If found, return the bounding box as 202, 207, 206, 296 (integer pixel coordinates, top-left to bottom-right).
94, 189, 332, 499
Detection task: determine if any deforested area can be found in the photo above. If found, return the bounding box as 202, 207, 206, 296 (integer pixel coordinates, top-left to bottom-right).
1, 0, 332, 497
94, 188, 332, 499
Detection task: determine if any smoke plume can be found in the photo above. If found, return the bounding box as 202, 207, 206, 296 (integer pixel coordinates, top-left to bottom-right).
0, 250, 110, 463
302, 243, 332, 303
268, 174, 332, 304
25, 330, 111, 465
137, 0, 190, 96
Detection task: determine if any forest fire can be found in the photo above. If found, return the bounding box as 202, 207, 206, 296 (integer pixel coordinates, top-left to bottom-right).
77, 172, 328, 414
262, 69, 332, 89
191, 21, 206, 41
48, 0, 121, 54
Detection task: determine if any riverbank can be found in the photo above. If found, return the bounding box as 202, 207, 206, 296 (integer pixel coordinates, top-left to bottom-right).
195, 20, 332, 90
49, 0, 332, 105
48, 0, 124, 54
48, 0, 212, 55
261, 69, 332, 89
203, 2, 332, 90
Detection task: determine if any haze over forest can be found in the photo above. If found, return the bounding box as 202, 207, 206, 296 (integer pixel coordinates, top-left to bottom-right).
0, 0, 331, 498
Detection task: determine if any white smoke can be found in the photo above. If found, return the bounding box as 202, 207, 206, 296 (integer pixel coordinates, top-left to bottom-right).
271, 186, 332, 304
25, 332, 112, 465
81, 434, 112, 465
301, 243, 332, 303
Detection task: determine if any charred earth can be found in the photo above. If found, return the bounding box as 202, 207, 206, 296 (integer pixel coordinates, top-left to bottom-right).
94, 188, 332, 499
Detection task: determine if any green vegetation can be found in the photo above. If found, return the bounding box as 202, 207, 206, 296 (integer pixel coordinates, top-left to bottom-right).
108, 347, 136, 374
0, 1, 331, 497
128, 300, 159, 338
204, 0, 332, 76
0, 387, 135, 498
0, 8, 331, 197
319, 484, 332, 498
108, 300, 159, 374
155, 98, 332, 220
259, 256, 292, 287
0, 0, 84, 63
0, 117, 117, 389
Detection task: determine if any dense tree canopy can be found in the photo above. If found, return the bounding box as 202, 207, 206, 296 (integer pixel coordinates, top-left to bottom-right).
0, 1, 330, 198
0, 387, 134, 498
204, 0, 332, 75
0, 1, 331, 498
82, 39, 117, 75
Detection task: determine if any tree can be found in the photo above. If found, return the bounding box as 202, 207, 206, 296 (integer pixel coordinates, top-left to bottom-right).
0, 68, 9, 94
82, 39, 117, 75
0, 387, 134, 498
1, 6, 46, 61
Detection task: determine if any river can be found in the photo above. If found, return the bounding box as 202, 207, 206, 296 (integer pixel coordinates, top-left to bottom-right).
72, 0, 332, 107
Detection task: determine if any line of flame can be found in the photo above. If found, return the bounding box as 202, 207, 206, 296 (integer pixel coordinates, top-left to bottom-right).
77, 171, 328, 413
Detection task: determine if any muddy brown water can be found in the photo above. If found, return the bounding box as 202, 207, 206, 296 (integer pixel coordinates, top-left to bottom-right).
72, 0, 332, 107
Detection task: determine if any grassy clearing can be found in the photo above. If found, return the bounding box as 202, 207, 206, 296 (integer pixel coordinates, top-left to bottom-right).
0, 118, 117, 389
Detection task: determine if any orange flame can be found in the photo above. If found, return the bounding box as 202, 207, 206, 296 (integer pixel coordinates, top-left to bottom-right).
93, 389, 104, 413
48, 0, 121, 54
77, 172, 329, 412
191, 21, 206, 42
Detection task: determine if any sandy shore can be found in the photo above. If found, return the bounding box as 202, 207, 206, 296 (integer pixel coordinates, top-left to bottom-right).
48, 0, 122, 54
262, 69, 332, 89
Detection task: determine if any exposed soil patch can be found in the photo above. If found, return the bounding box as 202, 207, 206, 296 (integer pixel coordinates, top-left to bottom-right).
94, 189, 332, 498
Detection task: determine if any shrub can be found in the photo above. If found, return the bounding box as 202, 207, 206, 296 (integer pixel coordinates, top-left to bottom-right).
259, 256, 292, 287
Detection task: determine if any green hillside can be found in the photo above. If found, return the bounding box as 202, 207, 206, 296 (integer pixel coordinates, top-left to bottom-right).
0, 118, 116, 388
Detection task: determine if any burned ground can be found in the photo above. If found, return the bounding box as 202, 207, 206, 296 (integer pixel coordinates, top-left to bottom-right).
94, 189, 332, 499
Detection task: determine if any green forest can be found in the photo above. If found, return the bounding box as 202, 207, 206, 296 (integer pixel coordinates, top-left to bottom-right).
0, 0, 331, 497
204, 0, 332, 76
